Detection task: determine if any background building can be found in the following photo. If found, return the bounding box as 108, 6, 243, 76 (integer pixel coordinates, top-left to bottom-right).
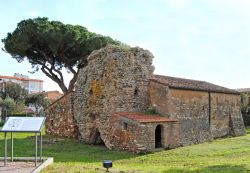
236, 88, 250, 126
43, 91, 63, 102
0, 73, 43, 93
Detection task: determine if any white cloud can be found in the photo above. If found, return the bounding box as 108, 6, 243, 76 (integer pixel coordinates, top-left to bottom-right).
27, 11, 38, 17
205, 0, 250, 11
164, 0, 189, 8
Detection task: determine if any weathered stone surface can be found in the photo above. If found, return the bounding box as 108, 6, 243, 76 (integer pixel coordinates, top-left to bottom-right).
214, 93, 246, 137
210, 93, 243, 138
73, 45, 154, 147
107, 112, 180, 153
45, 44, 245, 153
45, 92, 78, 138
149, 83, 211, 145
149, 80, 245, 146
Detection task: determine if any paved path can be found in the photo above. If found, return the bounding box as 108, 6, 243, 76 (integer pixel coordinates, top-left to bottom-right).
0, 161, 38, 173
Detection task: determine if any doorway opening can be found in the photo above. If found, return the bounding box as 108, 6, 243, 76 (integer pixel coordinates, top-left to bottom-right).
90, 128, 105, 145
155, 125, 163, 148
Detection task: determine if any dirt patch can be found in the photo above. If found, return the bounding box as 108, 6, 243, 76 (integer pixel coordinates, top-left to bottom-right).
0, 161, 39, 173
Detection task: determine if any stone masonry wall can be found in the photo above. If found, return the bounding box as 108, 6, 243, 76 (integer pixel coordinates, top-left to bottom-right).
73, 45, 154, 147
149, 81, 245, 146
162, 121, 180, 149
107, 113, 180, 153
108, 114, 147, 153
166, 88, 211, 145
149, 81, 211, 146
45, 92, 78, 138
210, 93, 245, 137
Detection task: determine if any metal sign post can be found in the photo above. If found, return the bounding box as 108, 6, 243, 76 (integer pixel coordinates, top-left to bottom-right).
40, 132, 42, 160
35, 133, 37, 166
4, 132, 7, 166
11, 132, 13, 162
1, 117, 46, 166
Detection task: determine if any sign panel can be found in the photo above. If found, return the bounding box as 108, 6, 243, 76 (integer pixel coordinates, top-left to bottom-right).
1, 117, 45, 132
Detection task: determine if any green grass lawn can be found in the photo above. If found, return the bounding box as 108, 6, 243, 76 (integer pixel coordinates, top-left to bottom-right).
0, 129, 250, 173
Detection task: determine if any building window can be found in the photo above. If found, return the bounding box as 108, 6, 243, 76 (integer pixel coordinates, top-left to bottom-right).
122, 122, 128, 130
134, 87, 138, 96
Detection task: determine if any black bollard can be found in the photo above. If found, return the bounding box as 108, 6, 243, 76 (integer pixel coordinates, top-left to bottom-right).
103, 160, 112, 172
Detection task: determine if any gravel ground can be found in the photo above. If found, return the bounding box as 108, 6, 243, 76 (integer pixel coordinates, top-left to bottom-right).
0, 161, 38, 173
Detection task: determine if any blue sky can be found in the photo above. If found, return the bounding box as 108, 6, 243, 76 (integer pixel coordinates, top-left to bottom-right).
1, 0, 250, 92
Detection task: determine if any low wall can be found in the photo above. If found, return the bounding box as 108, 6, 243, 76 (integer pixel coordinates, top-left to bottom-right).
45, 92, 78, 138
106, 113, 180, 153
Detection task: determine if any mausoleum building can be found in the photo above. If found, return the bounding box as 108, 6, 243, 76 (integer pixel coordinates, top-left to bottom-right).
45, 45, 245, 153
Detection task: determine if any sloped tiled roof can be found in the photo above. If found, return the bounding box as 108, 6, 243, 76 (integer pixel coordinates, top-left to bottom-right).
150, 75, 239, 95
116, 112, 178, 123
235, 88, 250, 93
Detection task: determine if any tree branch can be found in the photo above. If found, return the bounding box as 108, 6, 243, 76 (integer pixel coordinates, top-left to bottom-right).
41, 64, 68, 93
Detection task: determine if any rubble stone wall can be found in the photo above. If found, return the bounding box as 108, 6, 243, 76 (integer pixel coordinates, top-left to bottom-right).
149, 81, 211, 145
165, 88, 211, 146
73, 45, 154, 147
210, 93, 245, 137
45, 92, 78, 138
107, 113, 180, 153
149, 81, 245, 146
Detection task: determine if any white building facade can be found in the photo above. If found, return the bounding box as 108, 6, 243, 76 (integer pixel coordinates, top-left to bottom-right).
0, 73, 43, 93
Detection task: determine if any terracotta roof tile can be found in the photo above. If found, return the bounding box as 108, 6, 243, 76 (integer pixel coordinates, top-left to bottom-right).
43, 90, 62, 94
0, 75, 43, 82
116, 112, 178, 123
151, 74, 239, 94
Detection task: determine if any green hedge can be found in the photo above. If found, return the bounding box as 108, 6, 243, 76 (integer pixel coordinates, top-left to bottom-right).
7, 113, 34, 117
242, 113, 250, 126
0, 121, 4, 127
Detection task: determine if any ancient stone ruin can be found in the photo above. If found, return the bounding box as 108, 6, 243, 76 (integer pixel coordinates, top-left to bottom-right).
45, 92, 78, 138
73, 45, 154, 148
45, 45, 245, 153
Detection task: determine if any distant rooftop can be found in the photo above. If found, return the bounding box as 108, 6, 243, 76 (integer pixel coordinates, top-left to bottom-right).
43, 90, 63, 100
116, 112, 178, 123
0, 75, 43, 82
235, 88, 250, 93
151, 74, 239, 95
14, 73, 29, 78
43, 90, 62, 94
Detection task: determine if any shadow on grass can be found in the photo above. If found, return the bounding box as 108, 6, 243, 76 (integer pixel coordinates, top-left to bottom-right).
163, 165, 248, 173
245, 128, 250, 135
0, 134, 139, 163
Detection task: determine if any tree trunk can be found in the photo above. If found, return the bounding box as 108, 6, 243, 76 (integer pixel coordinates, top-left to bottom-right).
67, 71, 78, 93
59, 82, 69, 94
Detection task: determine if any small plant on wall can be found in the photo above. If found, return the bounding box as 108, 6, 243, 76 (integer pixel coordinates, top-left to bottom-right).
146, 104, 159, 115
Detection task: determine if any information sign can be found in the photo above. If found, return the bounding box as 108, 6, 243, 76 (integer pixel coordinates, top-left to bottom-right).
0, 116, 46, 166
2, 117, 45, 132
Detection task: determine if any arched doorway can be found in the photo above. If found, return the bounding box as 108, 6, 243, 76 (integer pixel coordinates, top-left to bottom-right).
90, 128, 104, 145
155, 125, 163, 148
